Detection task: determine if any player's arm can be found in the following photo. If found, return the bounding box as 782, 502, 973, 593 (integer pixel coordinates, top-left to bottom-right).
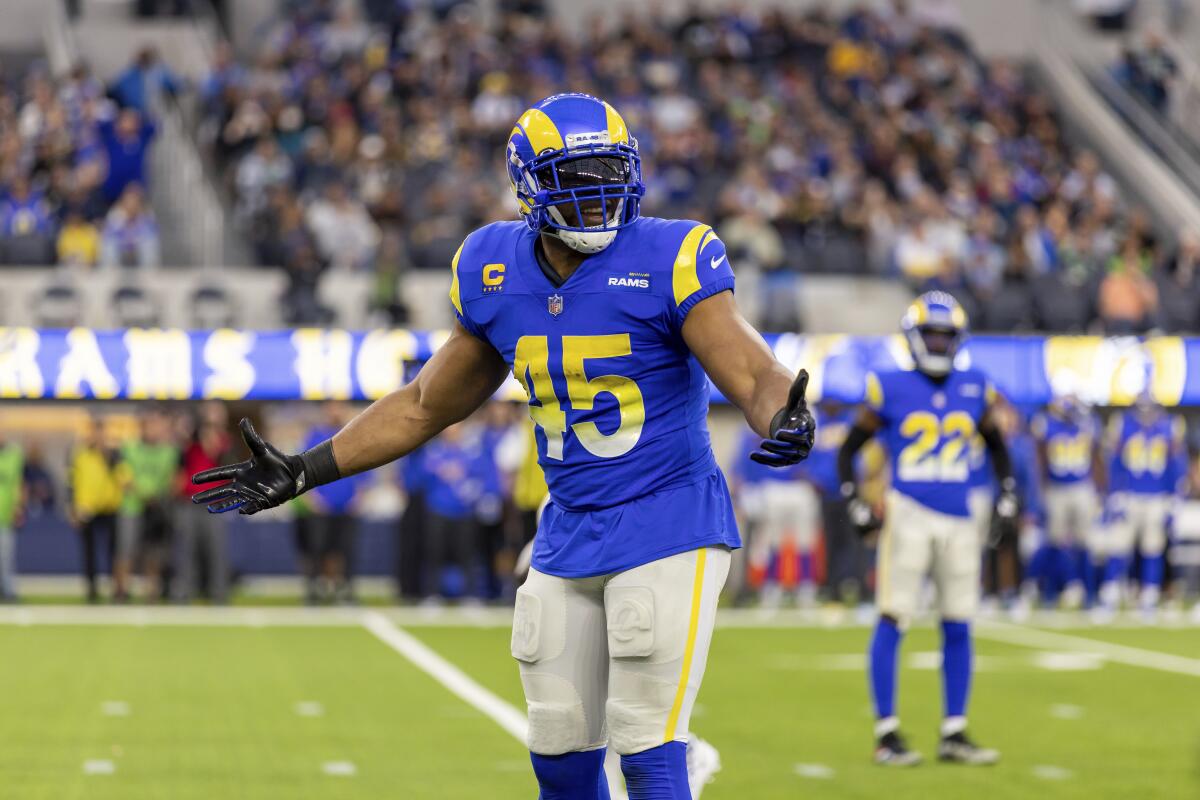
192, 323, 510, 514
979, 397, 1020, 545
682, 290, 801, 439
836, 406, 882, 534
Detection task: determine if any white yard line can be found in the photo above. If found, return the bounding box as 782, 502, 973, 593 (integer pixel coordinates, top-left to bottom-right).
975, 621, 1200, 678
360, 611, 528, 741
360, 611, 629, 799
321, 760, 357, 777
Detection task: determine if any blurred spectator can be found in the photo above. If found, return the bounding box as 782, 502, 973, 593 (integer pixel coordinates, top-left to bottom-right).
20, 443, 55, 519
299, 402, 367, 604
176, 420, 231, 603
0, 176, 54, 239
396, 446, 429, 601
1157, 230, 1200, 332
1077, 0, 1136, 31
422, 422, 483, 602
99, 108, 156, 205
115, 412, 179, 602
235, 137, 293, 223
1099, 236, 1159, 333
69, 419, 122, 603
57, 207, 100, 266
109, 46, 183, 115
0, 432, 23, 602
474, 403, 517, 600
305, 181, 380, 270
1113, 31, 1178, 113
101, 184, 160, 268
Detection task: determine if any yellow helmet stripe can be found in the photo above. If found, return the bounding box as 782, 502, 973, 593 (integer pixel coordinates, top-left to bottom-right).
448, 240, 465, 315
603, 101, 629, 144
910, 299, 929, 326
517, 108, 564, 155
672, 223, 713, 306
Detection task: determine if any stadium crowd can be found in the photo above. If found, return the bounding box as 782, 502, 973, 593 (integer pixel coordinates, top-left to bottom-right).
0, 47, 180, 269
189, 0, 1200, 333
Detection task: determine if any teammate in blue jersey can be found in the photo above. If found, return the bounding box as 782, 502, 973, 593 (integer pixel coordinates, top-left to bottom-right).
732, 428, 816, 606
190, 93, 814, 799
1100, 393, 1187, 617
1027, 393, 1103, 608
837, 292, 1018, 767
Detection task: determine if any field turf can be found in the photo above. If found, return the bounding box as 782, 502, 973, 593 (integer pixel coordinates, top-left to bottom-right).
0, 607, 1197, 799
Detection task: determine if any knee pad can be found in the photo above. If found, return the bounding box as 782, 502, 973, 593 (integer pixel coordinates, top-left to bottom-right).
604, 585, 680, 756
606, 586, 657, 660
513, 581, 595, 755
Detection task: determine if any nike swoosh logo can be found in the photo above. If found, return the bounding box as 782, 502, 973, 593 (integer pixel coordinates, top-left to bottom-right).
710, 254, 726, 270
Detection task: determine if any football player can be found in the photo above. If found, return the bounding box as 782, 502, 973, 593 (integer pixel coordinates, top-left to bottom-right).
837, 292, 1017, 767
1028, 390, 1103, 608
1100, 392, 1187, 618
192, 93, 814, 800
733, 426, 819, 607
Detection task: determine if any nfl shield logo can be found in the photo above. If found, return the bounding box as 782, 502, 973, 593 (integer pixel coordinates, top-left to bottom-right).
548, 294, 564, 316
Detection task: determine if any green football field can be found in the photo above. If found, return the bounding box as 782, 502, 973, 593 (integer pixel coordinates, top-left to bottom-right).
1, 607, 1197, 799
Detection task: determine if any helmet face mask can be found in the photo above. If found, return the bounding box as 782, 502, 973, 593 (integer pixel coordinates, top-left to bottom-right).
507, 95, 646, 254
901, 292, 968, 378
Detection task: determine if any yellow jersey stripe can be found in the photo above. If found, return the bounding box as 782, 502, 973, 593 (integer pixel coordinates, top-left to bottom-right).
671, 223, 712, 307
517, 108, 564, 154
448, 241, 465, 315
604, 101, 629, 144
864, 371, 884, 411
664, 548, 707, 742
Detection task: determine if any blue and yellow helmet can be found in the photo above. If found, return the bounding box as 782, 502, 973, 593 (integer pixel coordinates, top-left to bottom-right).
901, 291, 968, 378
506, 93, 645, 254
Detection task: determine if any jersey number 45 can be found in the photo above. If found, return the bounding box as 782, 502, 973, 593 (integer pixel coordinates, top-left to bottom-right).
514, 334, 646, 460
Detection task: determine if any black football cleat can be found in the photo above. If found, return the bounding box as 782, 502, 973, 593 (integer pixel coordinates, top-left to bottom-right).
938, 731, 1000, 765
874, 730, 923, 767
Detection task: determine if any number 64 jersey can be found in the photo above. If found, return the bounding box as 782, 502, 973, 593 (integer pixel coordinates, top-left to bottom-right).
451, 217, 742, 578
864, 365, 996, 518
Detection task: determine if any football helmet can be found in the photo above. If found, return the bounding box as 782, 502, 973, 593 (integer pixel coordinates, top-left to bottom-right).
901, 291, 968, 379
506, 93, 645, 254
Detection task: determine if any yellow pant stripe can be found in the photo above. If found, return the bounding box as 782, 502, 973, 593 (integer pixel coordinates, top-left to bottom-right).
663, 548, 707, 742
877, 511, 891, 611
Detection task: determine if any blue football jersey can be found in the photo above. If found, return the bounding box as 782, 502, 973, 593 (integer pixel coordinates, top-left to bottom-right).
1030, 410, 1097, 485
864, 366, 995, 518
1107, 411, 1187, 496
451, 216, 741, 577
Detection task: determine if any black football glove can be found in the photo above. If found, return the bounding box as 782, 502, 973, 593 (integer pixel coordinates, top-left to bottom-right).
191, 418, 308, 515
987, 479, 1020, 549
750, 369, 815, 467
841, 482, 882, 537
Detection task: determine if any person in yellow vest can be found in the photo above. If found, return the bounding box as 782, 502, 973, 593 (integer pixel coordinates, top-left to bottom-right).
512, 417, 548, 544
0, 431, 25, 602
69, 418, 122, 603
